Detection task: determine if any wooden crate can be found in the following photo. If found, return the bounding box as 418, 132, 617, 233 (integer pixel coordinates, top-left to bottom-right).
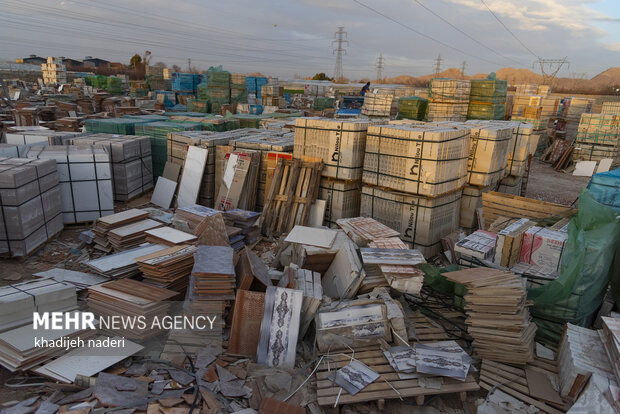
481, 192, 575, 230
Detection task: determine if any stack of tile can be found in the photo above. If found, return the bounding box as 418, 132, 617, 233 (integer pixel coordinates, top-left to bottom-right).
205, 68, 231, 114
467, 78, 507, 120
0, 279, 77, 332
0, 158, 63, 256
174, 205, 228, 247
107, 218, 163, 250
135, 245, 197, 298
512, 95, 558, 119
92, 209, 149, 252
564, 97, 593, 141
557, 323, 617, 401
601, 317, 620, 384
144, 226, 198, 246
146, 65, 165, 90
230, 73, 247, 105
135, 121, 201, 178
0, 312, 97, 371
5, 129, 82, 145
214, 147, 260, 211
514, 84, 538, 95
261, 84, 284, 108
88, 279, 176, 340
222, 209, 261, 249
61, 134, 154, 201
185, 246, 236, 317
26, 145, 114, 224
360, 124, 467, 255
573, 113, 620, 163
444, 268, 536, 364
41, 56, 67, 85
397, 96, 428, 121
428, 79, 471, 121
602, 101, 620, 115
246, 76, 268, 105
361, 93, 398, 117
86, 243, 166, 278
294, 118, 370, 225
84, 118, 151, 135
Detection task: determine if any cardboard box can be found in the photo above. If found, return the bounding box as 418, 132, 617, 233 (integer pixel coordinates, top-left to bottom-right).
454, 230, 497, 261
520, 227, 567, 272
489, 218, 535, 268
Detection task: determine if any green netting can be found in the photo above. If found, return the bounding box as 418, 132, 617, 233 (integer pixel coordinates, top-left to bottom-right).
527, 189, 620, 344
230, 88, 247, 105
85, 118, 151, 134
418, 263, 461, 296
186, 99, 210, 113
467, 74, 507, 120
231, 114, 261, 129
135, 121, 200, 178
206, 66, 231, 88
467, 103, 506, 120
106, 77, 122, 95
130, 89, 149, 98
123, 114, 168, 121
197, 83, 208, 100
313, 97, 335, 111
397, 96, 428, 120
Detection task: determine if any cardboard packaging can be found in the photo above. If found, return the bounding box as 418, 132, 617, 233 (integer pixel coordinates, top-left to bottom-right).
454, 230, 497, 261
489, 218, 535, 268
520, 227, 568, 272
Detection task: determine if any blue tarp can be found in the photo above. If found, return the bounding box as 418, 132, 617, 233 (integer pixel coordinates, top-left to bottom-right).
587, 167, 620, 211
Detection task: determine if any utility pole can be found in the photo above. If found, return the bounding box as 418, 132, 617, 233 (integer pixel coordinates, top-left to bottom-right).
187, 58, 192, 73
460, 61, 467, 79
332, 27, 348, 82
433, 55, 443, 77
376, 54, 384, 81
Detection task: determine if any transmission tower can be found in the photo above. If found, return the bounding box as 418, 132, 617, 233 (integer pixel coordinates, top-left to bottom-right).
332, 27, 348, 82
460, 61, 467, 79
376, 54, 384, 81
536, 57, 568, 85
433, 55, 443, 77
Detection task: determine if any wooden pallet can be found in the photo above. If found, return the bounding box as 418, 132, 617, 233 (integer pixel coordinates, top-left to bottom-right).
315, 347, 480, 407
479, 358, 571, 414
261, 158, 322, 237
406, 311, 466, 343
482, 191, 575, 230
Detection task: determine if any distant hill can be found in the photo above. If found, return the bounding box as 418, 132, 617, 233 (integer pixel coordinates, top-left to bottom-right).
374, 67, 620, 94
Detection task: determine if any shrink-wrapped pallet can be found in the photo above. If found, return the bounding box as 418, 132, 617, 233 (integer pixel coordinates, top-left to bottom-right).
318, 178, 361, 227
460, 184, 496, 232
361, 93, 398, 117
360, 185, 461, 257
362, 124, 470, 197
294, 118, 371, 181
573, 113, 620, 163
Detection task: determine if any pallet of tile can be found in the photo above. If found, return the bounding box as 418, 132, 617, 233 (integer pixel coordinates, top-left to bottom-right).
135, 244, 196, 296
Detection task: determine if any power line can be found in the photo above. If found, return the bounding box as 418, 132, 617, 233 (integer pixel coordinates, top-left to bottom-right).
478, 0, 539, 59
351, 0, 503, 66
333, 27, 348, 82
376, 53, 384, 80
412, 0, 523, 66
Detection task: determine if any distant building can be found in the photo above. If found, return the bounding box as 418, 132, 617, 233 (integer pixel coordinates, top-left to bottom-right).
109, 62, 124, 70
83, 56, 110, 68
16, 54, 46, 65
63, 58, 83, 68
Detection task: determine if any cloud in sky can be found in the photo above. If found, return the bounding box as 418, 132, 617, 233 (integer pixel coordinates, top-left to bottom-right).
0, 0, 617, 79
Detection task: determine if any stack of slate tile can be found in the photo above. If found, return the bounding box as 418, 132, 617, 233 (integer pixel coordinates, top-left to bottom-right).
92, 209, 150, 252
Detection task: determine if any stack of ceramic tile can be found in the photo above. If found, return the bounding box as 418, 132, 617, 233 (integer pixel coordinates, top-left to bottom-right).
92, 209, 149, 252
5, 129, 82, 146
364, 237, 426, 295
214, 147, 261, 211
222, 209, 261, 250
185, 246, 236, 316
428, 79, 471, 121
174, 204, 228, 245
107, 218, 163, 250
0, 158, 63, 256
61, 134, 154, 201
88, 279, 176, 340
573, 113, 620, 163
557, 323, 617, 401
0, 279, 77, 332
0, 311, 97, 371
261, 84, 284, 108
167, 131, 230, 208
514, 84, 538, 96
85, 243, 166, 278
602, 101, 620, 115
362, 93, 398, 117
144, 226, 197, 246
41, 57, 67, 85
360, 124, 467, 255
565, 97, 593, 141
135, 245, 197, 298
26, 145, 114, 224
444, 267, 536, 364
600, 317, 620, 385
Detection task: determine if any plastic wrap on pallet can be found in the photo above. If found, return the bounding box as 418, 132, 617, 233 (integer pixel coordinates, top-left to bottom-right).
397, 96, 428, 120
85, 118, 151, 135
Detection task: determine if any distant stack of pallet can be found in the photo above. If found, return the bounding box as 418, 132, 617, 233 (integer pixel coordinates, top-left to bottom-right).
565, 97, 593, 141
62, 134, 153, 201
602, 101, 620, 115
397, 96, 428, 120
294, 118, 370, 226
5, 128, 81, 146
88, 279, 176, 340
41, 57, 67, 85
444, 268, 536, 364
26, 146, 114, 224
135, 121, 200, 178
230, 73, 247, 105
557, 323, 617, 402
84, 118, 151, 135
361, 124, 468, 256
135, 245, 197, 298
427, 79, 470, 122
146, 65, 165, 90
246, 76, 268, 105
0, 158, 63, 256
361, 93, 397, 117
92, 209, 149, 252
514, 84, 538, 95
205, 67, 231, 114
467, 78, 507, 120
573, 113, 620, 164
261, 84, 284, 108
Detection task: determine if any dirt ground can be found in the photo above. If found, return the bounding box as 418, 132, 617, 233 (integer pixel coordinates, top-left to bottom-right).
525, 158, 591, 206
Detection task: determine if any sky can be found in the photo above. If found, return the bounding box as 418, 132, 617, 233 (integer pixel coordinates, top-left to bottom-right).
0, 0, 618, 80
